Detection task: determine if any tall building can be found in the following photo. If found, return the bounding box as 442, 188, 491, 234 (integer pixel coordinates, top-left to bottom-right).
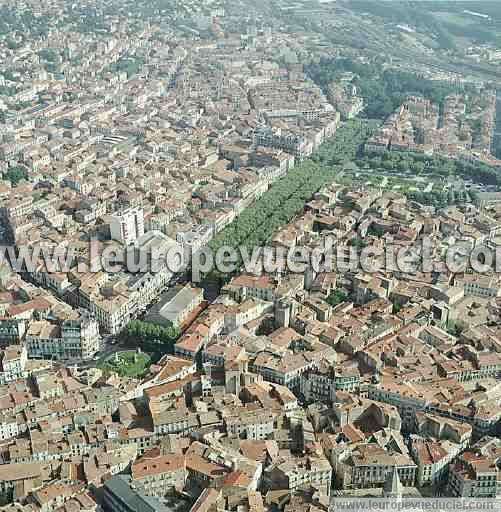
110, 208, 145, 245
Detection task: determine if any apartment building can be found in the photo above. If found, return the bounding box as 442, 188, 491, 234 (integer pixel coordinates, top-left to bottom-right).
0, 461, 47, 498
251, 351, 314, 391
25, 316, 100, 360
185, 452, 230, 490
267, 455, 332, 496
455, 273, 501, 299
335, 366, 361, 393
224, 299, 273, 332
340, 444, 417, 490
174, 330, 208, 361
0, 344, 27, 383
299, 361, 336, 403
151, 409, 198, 436
175, 224, 213, 254
448, 451, 501, 498
253, 126, 311, 161
0, 319, 26, 346
367, 380, 428, 430
224, 406, 275, 440
0, 413, 19, 441
131, 452, 186, 496
110, 207, 145, 245
414, 412, 472, 450
224, 274, 277, 302
410, 438, 462, 487
88, 284, 137, 335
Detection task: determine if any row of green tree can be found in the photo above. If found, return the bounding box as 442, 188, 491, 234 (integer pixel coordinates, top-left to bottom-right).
364, 149, 501, 189
206, 120, 378, 281
118, 320, 179, 356
359, 150, 455, 177
406, 189, 474, 208
361, 149, 498, 206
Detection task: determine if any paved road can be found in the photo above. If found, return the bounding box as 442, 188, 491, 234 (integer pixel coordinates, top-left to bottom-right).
76, 340, 125, 370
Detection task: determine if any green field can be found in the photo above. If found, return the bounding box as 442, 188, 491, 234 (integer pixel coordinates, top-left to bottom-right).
99, 350, 151, 378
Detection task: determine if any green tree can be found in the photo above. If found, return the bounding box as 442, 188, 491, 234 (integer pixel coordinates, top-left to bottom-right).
119, 320, 179, 354
4, 166, 27, 186
326, 289, 347, 307
445, 319, 466, 337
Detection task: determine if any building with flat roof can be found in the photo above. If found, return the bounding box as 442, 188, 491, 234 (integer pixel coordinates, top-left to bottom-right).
145, 285, 204, 329
103, 475, 172, 512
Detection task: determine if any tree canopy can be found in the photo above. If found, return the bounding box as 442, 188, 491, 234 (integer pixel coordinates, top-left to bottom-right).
205, 120, 379, 281
119, 319, 179, 355
307, 57, 461, 120
326, 289, 348, 307
4, 166, 28, 186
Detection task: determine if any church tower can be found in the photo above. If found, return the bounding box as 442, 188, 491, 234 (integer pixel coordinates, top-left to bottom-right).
383, 466, 403, 500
